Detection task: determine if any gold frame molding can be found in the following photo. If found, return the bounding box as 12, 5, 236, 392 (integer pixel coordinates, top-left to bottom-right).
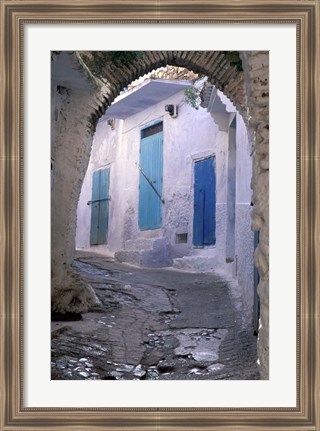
0, 1, 319, 430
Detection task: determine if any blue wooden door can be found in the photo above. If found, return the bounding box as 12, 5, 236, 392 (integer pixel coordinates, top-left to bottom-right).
193, 156, 216, 246
90, 168, 110, 245
138, 125, 163, 230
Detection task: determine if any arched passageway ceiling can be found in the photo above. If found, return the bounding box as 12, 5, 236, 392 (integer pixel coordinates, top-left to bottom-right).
78, 51, 246, 120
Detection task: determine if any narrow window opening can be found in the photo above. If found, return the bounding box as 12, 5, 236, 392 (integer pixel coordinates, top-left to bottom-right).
141, 122, 163, 138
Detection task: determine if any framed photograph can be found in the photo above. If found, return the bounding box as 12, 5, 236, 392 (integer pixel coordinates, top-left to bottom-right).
1, 0, 319, 429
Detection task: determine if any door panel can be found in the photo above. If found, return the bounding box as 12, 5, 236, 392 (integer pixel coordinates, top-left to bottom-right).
90, 168, 110, 245
90, 170, 101, 245
139, 130, 163, 230
193, 157, 216, 246
97, 168, 109, 244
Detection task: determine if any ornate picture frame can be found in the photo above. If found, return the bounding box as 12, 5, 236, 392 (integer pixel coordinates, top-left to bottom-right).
0, 1, 319, 429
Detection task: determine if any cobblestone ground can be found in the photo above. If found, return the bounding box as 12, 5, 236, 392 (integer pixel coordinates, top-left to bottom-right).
51, 253, 259, 380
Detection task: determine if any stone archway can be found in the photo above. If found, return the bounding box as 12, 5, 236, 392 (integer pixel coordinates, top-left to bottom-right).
51, 50, 269, 378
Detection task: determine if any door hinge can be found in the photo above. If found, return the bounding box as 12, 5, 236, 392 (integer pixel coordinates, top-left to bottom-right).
87, 197, 111, 205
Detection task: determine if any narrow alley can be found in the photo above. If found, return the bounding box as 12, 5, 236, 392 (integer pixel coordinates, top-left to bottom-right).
51, 252, 259, 380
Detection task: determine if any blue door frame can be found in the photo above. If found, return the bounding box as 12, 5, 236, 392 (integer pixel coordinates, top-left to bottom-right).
90, 168, 110, 245
193, 156, 216, 246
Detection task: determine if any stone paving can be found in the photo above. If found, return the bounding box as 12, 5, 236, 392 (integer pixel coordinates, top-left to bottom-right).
51, 253, 259, 380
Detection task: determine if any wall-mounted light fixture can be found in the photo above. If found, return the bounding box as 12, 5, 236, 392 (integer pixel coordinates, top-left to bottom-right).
165, 104, 178, 118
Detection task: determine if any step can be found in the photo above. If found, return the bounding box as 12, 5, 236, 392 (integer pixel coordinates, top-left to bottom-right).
115, 238, 173, 268
114, 250, 142, 267
173, 255, 220, 272
141, 238, 172, 268
124, 238, 157, 252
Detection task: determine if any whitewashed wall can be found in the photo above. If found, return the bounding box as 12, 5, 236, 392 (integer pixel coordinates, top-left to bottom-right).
234, 113, 255, 323
76, 90, 253, 318
77, 89, 224, 259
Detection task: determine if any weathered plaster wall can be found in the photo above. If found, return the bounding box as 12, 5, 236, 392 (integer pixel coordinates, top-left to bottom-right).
51, 86, 97, 313
234, 113, 255, 326
199, 90, 255, 328
51, 53, 108, 314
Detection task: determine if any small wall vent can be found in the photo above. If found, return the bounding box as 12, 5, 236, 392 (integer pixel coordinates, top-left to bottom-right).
176, 233, 188, 244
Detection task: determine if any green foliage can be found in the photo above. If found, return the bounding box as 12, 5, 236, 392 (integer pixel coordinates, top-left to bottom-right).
88, 51, 142, 77
222, 51, 243, 71
184, 52, 242, 110
184, 87, 200, 110
110, 51, 143, 66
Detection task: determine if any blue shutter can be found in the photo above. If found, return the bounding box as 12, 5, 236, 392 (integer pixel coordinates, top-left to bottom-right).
97, 168, 109, 244
193, 157, 216, 246
90, 168, 110, 245
139, 129, 163, 230
90, 170, 100, 245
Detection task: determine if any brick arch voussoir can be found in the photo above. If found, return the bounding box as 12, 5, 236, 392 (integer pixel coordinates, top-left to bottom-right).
84, 50, 247, 126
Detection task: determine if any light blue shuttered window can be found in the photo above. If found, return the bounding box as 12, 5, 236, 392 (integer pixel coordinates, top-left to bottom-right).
90, 168, 110, 245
